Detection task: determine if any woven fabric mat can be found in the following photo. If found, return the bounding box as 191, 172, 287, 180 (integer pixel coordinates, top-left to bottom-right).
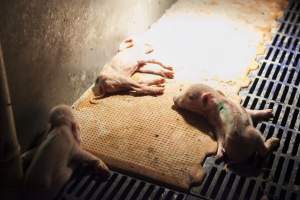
73, 0, 287, 190
73, 83, 217, 189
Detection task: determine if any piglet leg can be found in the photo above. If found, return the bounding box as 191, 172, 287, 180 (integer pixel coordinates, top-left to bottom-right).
215, 140, 225, 161
246, 109, 273, 123
215, 131, 225, 161
138, 54, 174, 70
137, 64, 174, 78
258, 137, 280, 158
131, 84, 164, 95
143, 59, 173, 70
123, 76, 165, 95
246, 126, 279, 158
73, 148, 111, 179
264, 138, 280, 154
138, 77, 165, 86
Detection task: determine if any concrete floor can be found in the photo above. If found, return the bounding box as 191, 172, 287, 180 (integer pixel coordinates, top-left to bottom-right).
0, 0, 176, 151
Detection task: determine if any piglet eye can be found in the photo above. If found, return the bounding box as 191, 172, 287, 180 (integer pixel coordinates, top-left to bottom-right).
188, 92, 198, 100
95, 77, 100, 84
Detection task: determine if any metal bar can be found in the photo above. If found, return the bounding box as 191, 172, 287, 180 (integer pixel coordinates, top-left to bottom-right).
80, 178, 96, 199
0, 41, 22, 199
74, 175, 92, 197
101, 173, 124, 199
136, 182, 152, 199
249, 180, 262, 200
215, 172, 232, 200
239, 178, 252, 200
226, 176, 242, 200
125, 180, 144, 200
277, 158, 290, 186
113, 176, 134, 200
89, 175, 115, 200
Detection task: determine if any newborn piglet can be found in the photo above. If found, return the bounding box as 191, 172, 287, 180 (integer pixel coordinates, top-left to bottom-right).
173, 84, 279, 164
23, 105, 110, 200
92, 37, 174, 100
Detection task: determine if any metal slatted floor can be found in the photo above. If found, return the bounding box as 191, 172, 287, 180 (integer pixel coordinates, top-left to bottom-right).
190, 1, 300, 199
57, 1, 300, 199
57, 168, 187, 200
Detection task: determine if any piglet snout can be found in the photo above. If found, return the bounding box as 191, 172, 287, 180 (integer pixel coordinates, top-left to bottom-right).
173, 95, 181, 107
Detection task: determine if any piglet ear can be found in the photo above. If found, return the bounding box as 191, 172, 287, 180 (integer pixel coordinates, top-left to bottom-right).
201, 92, 214, 106
217, 90, 225, 96
92, 79, 106, 99
90, 84, 105, 104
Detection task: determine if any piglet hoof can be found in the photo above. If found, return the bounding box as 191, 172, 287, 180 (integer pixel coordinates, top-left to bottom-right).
141, 78, 165, 86
90, 160, 111, 180
154, 87, 165, 95
215, 152, 225, 162
263, 109, 274, 120
162, 70, 174, 79
155, 78, 165, 85
265, 137, 280, 152
164, 65, 174, 71
148, 85, 165, 95
215, 145, 225, 162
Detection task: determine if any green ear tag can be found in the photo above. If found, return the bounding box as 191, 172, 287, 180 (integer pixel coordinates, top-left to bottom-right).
217, 101, 230, 123
217, 102, 225, 112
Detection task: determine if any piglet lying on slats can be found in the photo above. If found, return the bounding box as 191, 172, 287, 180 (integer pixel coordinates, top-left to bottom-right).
174, 84, 279, 164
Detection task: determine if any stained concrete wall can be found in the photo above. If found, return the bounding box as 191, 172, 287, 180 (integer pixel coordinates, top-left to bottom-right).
0, 0, 176, 151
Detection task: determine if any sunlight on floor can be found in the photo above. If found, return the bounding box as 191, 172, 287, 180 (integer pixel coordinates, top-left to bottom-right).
135, 0, 287, 101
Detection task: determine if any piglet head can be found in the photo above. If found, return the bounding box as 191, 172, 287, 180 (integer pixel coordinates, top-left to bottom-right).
49, 105, 82, 144
173, 85, 216, 114
92, 76, 106, 98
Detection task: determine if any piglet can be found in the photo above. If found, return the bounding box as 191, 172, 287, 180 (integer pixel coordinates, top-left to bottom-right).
23, 105, 110, 200
173, 84, 279, 164
92, 37, 174, 100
